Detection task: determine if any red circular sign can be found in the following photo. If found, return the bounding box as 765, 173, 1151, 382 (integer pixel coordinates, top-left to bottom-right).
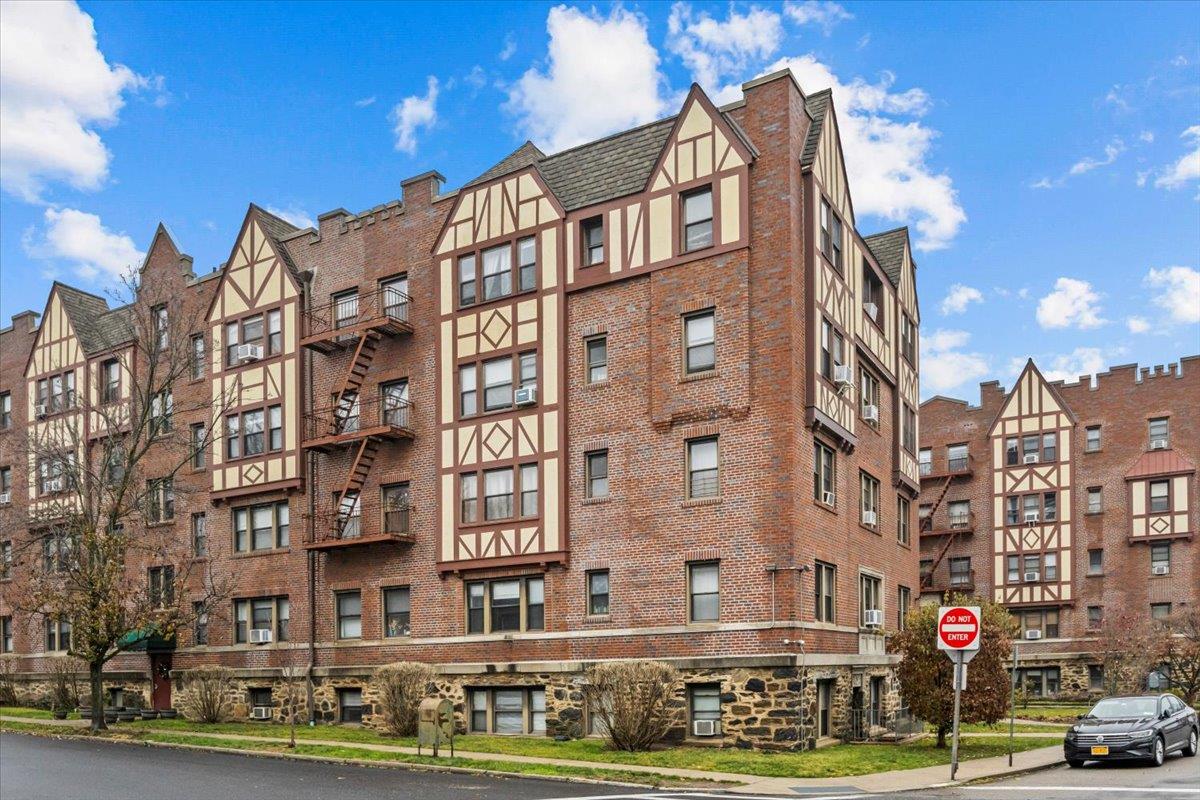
938, 606, 980, 649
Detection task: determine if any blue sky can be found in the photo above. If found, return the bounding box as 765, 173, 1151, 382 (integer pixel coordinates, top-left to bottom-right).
2, 0, 1197, 399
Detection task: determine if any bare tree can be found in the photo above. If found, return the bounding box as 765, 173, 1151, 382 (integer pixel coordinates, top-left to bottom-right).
1157, 607, 1200, 705
279, 663, 307, 748
4, 279, 230, 730
581, 660, 680, 751
1095, 605, 1158, 696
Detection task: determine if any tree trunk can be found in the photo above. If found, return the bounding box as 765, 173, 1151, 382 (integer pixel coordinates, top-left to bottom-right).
936, 724, 948, 748
89, 661, 107, 732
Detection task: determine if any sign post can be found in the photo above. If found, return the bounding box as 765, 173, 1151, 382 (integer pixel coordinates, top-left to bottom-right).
937, 606, 981, 781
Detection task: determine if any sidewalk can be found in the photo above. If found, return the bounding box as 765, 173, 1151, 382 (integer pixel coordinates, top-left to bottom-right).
0, 714, 1063, 795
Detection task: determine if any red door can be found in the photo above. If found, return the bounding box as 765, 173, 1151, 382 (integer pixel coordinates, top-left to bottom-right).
150, 654, 172, 710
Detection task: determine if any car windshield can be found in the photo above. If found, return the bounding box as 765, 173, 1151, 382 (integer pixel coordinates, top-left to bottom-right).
1086, 697, 1158, 719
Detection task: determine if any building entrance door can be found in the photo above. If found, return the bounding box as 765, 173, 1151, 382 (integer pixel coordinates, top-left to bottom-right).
150, 653, 172, 710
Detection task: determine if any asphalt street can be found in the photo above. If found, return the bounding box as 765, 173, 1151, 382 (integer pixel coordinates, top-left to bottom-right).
0, 732, 1196, 800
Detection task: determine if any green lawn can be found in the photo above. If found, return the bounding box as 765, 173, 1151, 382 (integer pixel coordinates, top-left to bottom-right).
0, 707, 53, 719
961, 721, 1070, 734
1012, 704, 1092, 722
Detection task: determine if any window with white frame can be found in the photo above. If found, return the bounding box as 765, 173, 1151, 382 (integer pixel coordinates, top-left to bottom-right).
585, 336, 608, 384
1151, 542, 1171, 574
1148, 417, 1169, 448
585, 450, 609, 499
682, 187, 713, 251
336, 591, 361, 639
465, 576, 544, 633
235, 596, 289, 644
1087, 487, 1102, 513
813, 441, 835, 505
1149, 480, 1170, 513
686, 437, 719, 499
233, 501, 289, 552
468, 687, 546, 734
683, 310, 716, 374
859, 573, 881, 627
688, 562, 719, 622
814, 561, 836, 622
860, 471, 880, 527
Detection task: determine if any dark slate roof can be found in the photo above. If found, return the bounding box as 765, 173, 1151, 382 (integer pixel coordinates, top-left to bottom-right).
468, 142, 546, 187
863, 227, 910, 287
53, 284, 136, 355
538, 117, 678, 211
250, 206, 303, 276
799, 89, 832, 168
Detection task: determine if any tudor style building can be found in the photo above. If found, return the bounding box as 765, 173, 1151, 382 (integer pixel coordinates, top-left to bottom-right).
0, 70, 922, 748
919, 358, 1199, 698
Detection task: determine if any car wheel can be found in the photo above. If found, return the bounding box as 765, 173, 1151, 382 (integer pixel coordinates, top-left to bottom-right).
1185, 728, 1198, 758
1066, 759, 1085, 768
1150, 735, 1165, 767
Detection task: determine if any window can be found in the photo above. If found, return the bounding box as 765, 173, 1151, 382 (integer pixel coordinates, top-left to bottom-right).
949, 557, 972, 586
190, 423, 206, 468
683, 310, 716, 374
460, 473, 478, 524
0, 392, 9, 428
1151, 603, 1172, 622
333, 290, 358, 329
517, 237, 536, 293
859, 573, 881, 627
0, 467, 11, 502
233, 501, 289, 552
860, 472, 880, 527
1043, 491, 1057, 522
2, 616, 12, 653
815, 561, 836, 622
1020, 609, 1059, 638
384, 587, 411, 637
897, 586, 911, 630
37, 372, 76, 414
1151, 543, 1171, 574
484, 467, 514, 520
190, 334, 205, 380
816, 680, 833, 737
458, 254, 477, 306
902, 404, 917, 454
45, 618, 71, 652
587, 570, 610, 616
947, 500, 970, 529
1087, 487, 1102, 514
1023, 553, 1042, 581
813, 441, 835, 505
266, 309, 282, 354
585, 450, 609, 499
1015, 666, 1060, 698
101, 358, 121, 403
1, 540, 11, 580
582, 216, 604, 265
147, 478, 174, 523
191, 513, 207, 557
154, 304, 168, 350
686, 437, 719, 499
465, 576, 544, 633
897, 496, 910, 545
585, 336, 608, 384
819, 199, 842, 270
467, 687, 546, 734
1148, 417, 1169, 448
900, 313, 916, 363
338, 688, 364, 723
1087, 548, 1104, 576
459, 364, 477, 416
918, 448, 932, 476
1042, 432, 1057, 462
947, 444, 968, 472
41, 529, 74, 573
381, 483, 411, 535
520, 463, 539, 517
1006, 496, 1020, 525
920, 559, 934, 583
337, 591, 362, 639
150, 390, 173, 435
148, 565, 175, 607
1149, 480, 1170, 513
860, 369, 880, 424
225, 406, 281, 458
235, 596, 289, 644
1044, 552, 1058, 581
1006, 554, 1020, 583
268, 405, 282, 451
482, 243, 513, 301
1087, 606, 1103, 629
819, 318, 844, 380
689, 684, 721, 729
682, 187, 713, 251
1086, 425, 1101, 452
1089, 664, 1104, 691
688, 562, 719, 622
484, 356, 513, 411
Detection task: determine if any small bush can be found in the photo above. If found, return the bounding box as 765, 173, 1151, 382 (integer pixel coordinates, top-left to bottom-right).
582, 660, 680, 751
0, 661, 17, 706
372, 662, 435, 736
177, 665, 233, 723
47, 659, 82, 712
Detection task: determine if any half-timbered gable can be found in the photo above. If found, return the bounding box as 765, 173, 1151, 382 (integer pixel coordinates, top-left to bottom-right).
1126, 450, 1194, 542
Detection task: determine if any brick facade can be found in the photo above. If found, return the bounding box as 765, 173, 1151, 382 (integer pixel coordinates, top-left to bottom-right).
0, 71, 921, 748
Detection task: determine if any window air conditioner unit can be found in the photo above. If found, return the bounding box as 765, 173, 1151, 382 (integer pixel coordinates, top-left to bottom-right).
35, 402, 49, 418
1023, 453, 1039, 464
0, 491, 9, 505
1024, 511, 1040, 524
862, 510, 878, 526
1150, 439, 1168, 450
1024, 571, 1040, 583
863, 609, 884, 627
1151, 565, 1169, 576
250, 706, 273, 720
864, 302, 878, 321
863, 404, 879, 423
236, 344, 263, 363
514, 386, 538, 407
692, 719, 721, 737
1024, 629, 1043, 640
833, 364, 853, 387
44, 478, 62, 493
822, 491, 836, 506
249, 628, 273, 644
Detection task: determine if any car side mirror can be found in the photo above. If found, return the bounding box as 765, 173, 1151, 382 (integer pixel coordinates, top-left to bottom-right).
1076, 714, 1085, 720
1160, 710, 1171, 720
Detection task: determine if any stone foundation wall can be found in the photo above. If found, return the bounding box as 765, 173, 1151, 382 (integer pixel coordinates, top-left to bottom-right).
1, 671, 150, 710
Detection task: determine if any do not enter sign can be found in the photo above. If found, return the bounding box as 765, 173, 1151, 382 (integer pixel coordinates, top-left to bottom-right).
937, 606, 981, 652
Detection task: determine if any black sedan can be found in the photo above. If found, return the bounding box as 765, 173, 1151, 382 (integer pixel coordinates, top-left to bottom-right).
1065, 694, 1198, 767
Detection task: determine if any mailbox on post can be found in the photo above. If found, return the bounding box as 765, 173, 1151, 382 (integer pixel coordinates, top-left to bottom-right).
417, 697, 455, 757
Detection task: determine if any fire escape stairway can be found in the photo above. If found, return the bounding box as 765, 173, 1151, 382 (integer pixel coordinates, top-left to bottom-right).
920, 475, 957, 589
333, 332, 379, 411
328, 331, 381, 540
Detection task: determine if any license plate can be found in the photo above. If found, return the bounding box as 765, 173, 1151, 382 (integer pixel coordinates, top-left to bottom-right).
1090, 746, 1109, 756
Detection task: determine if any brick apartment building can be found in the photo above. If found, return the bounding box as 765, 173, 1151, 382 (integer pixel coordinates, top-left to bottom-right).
919, 358, 1199, 699
0, 70, 924, 749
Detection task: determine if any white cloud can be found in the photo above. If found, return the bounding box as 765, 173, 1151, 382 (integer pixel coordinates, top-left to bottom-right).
1068, 138, 1125, 175
1040, 347, 1108, 383
1139, 130, 1155, 143
667, 3, 783, 89
920, 329, 991, 396
390, 76, 439, 155
1036, 277, 1106, 330
464, 66, 488, 91
506, 6, 667, 153
265, 205, 315, 230
940, 283, 983, 315
1126, 316, 1150, 334
499, 34, 517, 62
783, 1, 853, 34
354, 96, 376, 108
1154, 125, 1200, 190
1144, 266, 1200, 324
24, 207, 144, 282
0, 0, 153, 202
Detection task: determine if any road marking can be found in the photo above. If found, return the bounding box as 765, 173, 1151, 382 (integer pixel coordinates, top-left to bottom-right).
967, 788, 1200, 795
540, 793, 868, 800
